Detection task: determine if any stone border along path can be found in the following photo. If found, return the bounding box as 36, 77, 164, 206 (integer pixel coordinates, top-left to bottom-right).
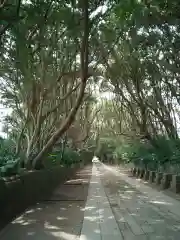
100, 163, 180, 239
80, 163, 123, 240
0, 165, 92, 240
103, 163, 180, 219
2, 161, 180, 239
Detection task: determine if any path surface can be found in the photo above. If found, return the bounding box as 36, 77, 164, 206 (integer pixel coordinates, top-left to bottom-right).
80, 163, 123, 240
0, 165, 92, 240
100, 163, 180, 239
1, 162, 180, 239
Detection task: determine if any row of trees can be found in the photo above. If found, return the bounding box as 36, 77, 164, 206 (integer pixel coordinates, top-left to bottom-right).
0, 0, 102, 170
1, 0, 180, 172
94, 1, 180, 172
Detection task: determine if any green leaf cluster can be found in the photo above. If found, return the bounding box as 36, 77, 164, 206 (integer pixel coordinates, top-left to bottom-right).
46, 147, 81, 167
0, 138, 22, 177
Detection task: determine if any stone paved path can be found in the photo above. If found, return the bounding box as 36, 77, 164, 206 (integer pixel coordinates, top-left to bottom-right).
100, 163, 180, 240
1, 161, 180, 239
0, 165, 92, 240
80, 163, 123, 240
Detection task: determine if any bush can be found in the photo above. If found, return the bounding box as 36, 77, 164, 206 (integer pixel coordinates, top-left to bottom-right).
95, 138, 116, 162
95, 135, 180, 172
46, 147, 81, 167
62, 148, 81, 166
113, 136, 180, 172
79, 148, 94, 163
0, 138, 22, 177
116, 141, 157, 169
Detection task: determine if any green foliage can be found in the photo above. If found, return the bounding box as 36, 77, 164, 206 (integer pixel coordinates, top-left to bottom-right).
61, 148, 81, 166
95, 134, 180, 172
1, 0, 180, 173
116, 141, 157, 169
151, 137, 180, 164
95, 138, 117, 162
0, 159, 22, 177
79, 148, 95, 163
46, 147, 81, 167
113, 144, 132, 163
0, 138, 22, 177
112, 137, 180, 171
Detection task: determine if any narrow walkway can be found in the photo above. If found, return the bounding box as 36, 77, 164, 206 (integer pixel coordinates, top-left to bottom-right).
100, 163, 180, 240
0, 165, 92, 240
1, 162, 180, 239
80, 163, 123, 240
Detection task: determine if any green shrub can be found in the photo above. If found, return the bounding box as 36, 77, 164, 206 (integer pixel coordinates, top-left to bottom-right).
113, 136, 180, 171
62, 148, 80, 166
46, 147, 81, 167
95, 135, 180, 172
0, 138, 22, 177
79, 149, 94, 163
95, 138, 116, 162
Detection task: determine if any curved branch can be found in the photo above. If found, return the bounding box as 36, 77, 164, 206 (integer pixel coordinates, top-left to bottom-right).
42, 83, 81, 121
32, 0, 89, 168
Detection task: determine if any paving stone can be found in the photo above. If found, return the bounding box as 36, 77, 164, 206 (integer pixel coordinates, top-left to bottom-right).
101, 233, 124, 240
121, 210, 144, 235
99, 163, 180, 240
0, 165, 92, 240
98, 207, 121, 236
80, 220, 101, 240
141, 223, 154, 234
80, 164, 123, 240
3, 161, 180, 240
121, 223, 148, 240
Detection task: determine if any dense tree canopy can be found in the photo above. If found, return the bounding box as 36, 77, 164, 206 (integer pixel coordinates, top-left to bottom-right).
1, 0, 180, 173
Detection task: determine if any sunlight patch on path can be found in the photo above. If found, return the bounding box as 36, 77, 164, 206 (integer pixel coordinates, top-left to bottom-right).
102, 163, 180, 220
80, 163, 123, 240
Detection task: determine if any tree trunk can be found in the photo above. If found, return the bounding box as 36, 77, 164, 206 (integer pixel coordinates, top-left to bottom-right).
32, 0, 89, 168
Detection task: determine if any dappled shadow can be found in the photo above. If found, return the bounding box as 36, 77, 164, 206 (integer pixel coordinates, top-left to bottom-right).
80, 163, 123, 239
100, 163, 180, 239
0, 165, 92, 240
3, 162, 180, 240
0, 199, 83, 239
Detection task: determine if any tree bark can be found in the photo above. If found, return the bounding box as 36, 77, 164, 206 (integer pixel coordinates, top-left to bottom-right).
32, 0, 89, 168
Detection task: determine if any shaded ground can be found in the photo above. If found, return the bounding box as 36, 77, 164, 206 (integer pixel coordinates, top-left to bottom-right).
80, 162, 123, 240
100, 164, 180, 240
0, 165, 92, 240
1, 162, 180, 240
117, 165, 180, 202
